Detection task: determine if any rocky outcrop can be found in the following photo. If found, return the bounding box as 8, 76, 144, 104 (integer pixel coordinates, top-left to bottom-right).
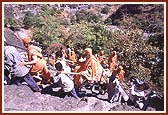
4, 84, 156, 112
4, 28, 26, 53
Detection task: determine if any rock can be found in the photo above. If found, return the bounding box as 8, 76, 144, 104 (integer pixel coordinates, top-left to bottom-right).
4, 84, 157, 112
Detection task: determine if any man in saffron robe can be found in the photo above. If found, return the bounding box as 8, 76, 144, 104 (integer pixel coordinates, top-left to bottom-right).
68, 48, 77, 63
108, 51, 118, 74
78, 48, 103, 84
19, 37, 50, 82
97, 50, 105, 64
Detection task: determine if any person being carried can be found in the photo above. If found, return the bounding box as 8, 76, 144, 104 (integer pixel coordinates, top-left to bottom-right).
107, 65, 128, 103
4, 46, 41, 92
51, 62, 79, 99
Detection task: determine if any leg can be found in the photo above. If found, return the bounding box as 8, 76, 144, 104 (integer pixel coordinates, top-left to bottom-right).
4, 74, 11, 85
70, 87, 79, 99
23, 73, 41, 92
58, 88, 67, 98
107, 82, 116, 102
10, 77, 22, 86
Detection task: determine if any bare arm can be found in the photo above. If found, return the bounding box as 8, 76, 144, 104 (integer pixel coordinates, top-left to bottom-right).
19, 55, 39, 66
25, 55, 39, 65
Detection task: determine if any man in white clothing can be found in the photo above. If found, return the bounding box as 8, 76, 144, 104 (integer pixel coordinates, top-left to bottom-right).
52, 62, 79, 99
55, 51, 71, 73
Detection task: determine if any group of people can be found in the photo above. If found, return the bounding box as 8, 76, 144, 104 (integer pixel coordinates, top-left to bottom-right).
4, 34, 126, 101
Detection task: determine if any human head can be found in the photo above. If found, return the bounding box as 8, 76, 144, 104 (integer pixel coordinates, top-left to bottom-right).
84, 48, 92, 58
62, 49, 66, 53
55, 62, 63, 72
84, 48, 92, 55
118, 66, 123, 71
22, 37, 31, 48
111, 51, 116, 57
99, 50, 104, 56
55, 51, 63, 59
71, 48, 74, 51
50, 53, 55, 59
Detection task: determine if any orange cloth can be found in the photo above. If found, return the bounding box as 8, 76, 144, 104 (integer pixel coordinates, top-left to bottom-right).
80, 55, 103, 82
117, 66, 125, 81
41, 58, 50, 80
84, 48, 92, 55
68, 50, 77, 62
73, 62, 85, 87
49, 58, 55, 66
108, 52, 118, 73
22, 37, 31, 44
118, 69, 125, 81
111, 66, 125, 81
27, 45, 50, 80
74, 48, 104, 87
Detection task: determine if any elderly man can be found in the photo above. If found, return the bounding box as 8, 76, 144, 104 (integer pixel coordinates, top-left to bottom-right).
79, 48, 104, 83
19, 37, 50, 82
4, 46, 41, 92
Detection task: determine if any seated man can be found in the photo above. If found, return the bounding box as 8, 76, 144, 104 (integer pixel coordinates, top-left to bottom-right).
4, 46, 41, 92
51, 62, 79, 99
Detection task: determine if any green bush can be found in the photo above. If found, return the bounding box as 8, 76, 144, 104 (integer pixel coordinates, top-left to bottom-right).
4, 17, 21, 27
101, 6, 110, 14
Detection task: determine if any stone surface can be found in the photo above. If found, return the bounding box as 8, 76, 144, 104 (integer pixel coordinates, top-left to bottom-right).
3, 84, 156, 112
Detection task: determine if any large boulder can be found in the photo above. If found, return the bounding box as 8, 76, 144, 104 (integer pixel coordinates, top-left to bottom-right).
4, 84, 157, 112
4, 28, 26, 53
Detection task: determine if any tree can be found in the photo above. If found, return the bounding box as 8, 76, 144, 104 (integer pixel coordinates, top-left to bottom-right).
23, 11, 38, 28
75, 10, 103, 23
4, 17, 22, 27
22, 5, 65, 49
104, 17, 112, 25
105, 28, 164, 92
101, 6, 110, 14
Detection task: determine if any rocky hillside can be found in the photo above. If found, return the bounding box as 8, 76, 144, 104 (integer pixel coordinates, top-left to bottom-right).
108, 4, 164, 33
3, 3, 164, 112
4, 84, 156, 112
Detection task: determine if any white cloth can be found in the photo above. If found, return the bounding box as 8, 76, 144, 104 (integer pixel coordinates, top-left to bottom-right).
4, 46, 29, 77
56, 60, 71, 73
56, 59, 73, 80
130, 84, 145, 97
118, 84, 129, 101
53, 73, 74, 92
